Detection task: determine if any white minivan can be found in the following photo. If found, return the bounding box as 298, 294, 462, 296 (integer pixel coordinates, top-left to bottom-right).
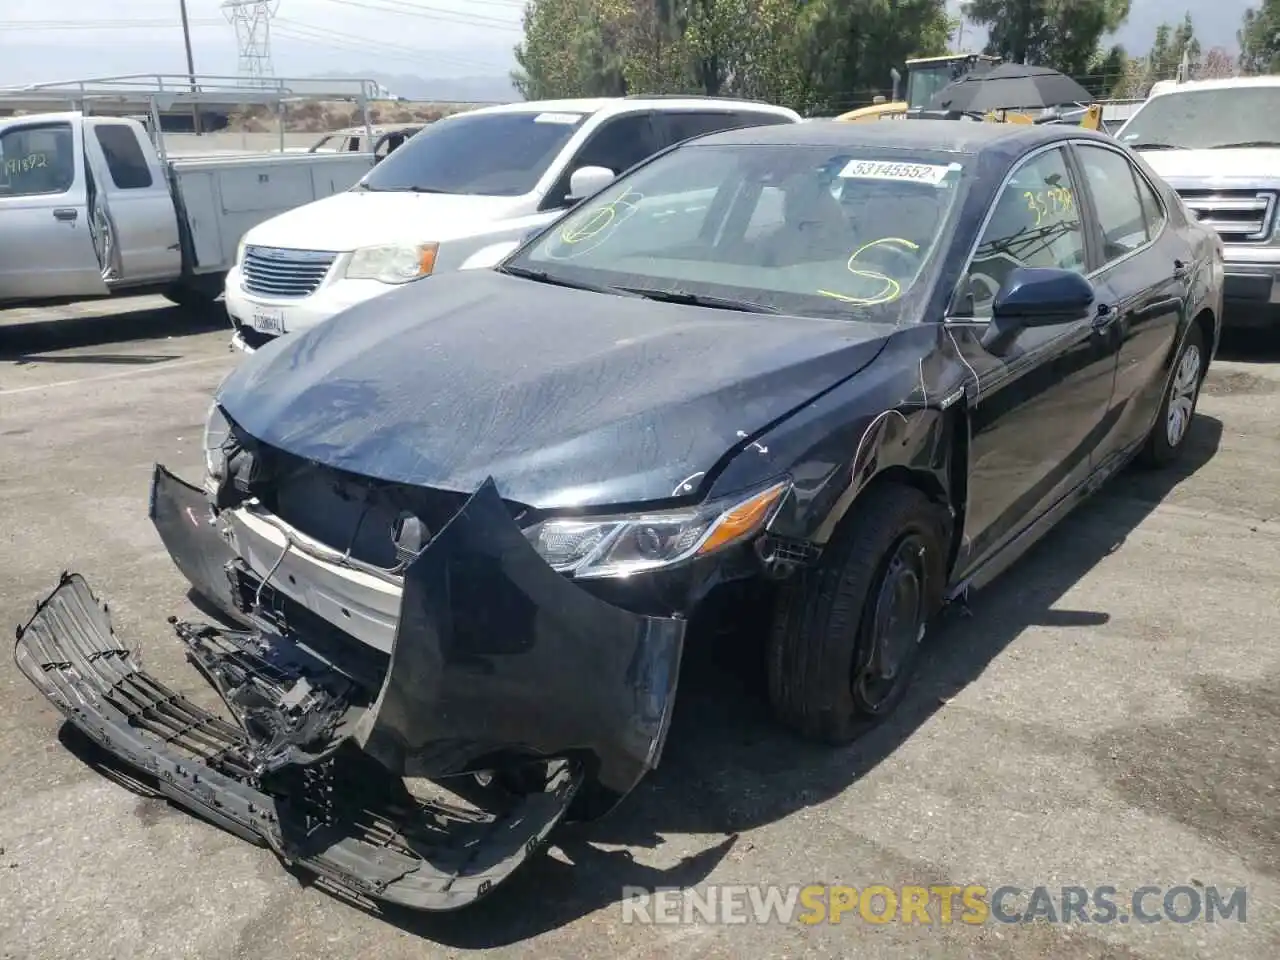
225, 96, 801, 351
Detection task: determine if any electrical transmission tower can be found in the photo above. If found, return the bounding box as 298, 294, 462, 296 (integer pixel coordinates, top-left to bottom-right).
221, 0, 281, 82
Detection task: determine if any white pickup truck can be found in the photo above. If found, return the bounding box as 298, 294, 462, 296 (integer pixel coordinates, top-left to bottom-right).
0, 112, 375, 309
1116, 75, 1280, 327
225, 96, 801, 350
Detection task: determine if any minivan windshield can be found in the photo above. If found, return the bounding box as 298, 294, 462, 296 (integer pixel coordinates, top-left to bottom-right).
1118, 86, 1280, 150
506, 142, 967, 321
357, 110, 585, 196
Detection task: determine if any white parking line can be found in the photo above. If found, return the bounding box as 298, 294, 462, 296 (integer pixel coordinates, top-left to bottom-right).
0, 356, 228, 397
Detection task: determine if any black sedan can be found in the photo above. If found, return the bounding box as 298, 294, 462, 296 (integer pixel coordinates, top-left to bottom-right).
16, 120, 1223, 911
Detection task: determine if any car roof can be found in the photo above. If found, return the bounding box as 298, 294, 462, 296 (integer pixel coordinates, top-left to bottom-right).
458, 97, 798, 120
1150, 75, 1280, 95
691, 118, 1108, 155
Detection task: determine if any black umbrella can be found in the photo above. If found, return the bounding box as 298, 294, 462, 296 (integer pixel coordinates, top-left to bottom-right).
927, 63, 1094, 113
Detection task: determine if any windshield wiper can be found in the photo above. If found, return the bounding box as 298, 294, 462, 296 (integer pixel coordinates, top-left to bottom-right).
618, 287, 779, 314
498, 264, 638, 296
402, 185, 451, 193
1207, 140, 1280, 149
1125, 142, 1187, 150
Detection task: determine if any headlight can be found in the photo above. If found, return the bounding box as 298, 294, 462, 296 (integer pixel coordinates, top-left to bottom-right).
202, 401, 231, 486
344, 242, 438, 284
523, 481, 788, 579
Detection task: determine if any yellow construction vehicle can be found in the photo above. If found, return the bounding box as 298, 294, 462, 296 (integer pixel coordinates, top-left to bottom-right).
835, 53, 1001, 122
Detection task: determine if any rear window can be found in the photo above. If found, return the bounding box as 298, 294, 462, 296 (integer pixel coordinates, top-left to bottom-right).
94, 124, 153, 189
358, 110, 585, 196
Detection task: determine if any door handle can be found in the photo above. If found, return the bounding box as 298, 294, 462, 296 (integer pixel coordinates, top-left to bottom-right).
1092, 302, 1119, 330
53, 208, 78, 222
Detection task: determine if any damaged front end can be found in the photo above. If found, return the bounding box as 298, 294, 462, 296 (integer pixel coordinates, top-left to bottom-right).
14, 466, 686, 911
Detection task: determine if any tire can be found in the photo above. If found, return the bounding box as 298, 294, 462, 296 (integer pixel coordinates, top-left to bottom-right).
1137, 323, 1206, 469
767, 482, 950, 744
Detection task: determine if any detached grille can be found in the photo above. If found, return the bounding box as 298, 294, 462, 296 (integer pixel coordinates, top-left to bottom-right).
1176, 189, 1277, 244
241, 246, 338, 299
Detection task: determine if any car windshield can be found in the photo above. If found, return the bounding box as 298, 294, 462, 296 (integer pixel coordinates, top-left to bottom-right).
357, 109, 585, 196
506, 142, 967, 321
1118, 87, 1280, 150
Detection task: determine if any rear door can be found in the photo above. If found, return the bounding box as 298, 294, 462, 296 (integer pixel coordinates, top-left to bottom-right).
82, 119, 182, 284
1071, 140, 1187, 459
0, 117, 107, 301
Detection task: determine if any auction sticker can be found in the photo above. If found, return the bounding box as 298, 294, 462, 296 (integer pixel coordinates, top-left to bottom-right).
838, 159, 956, 185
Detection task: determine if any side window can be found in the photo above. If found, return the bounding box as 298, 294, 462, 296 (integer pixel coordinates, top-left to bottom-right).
94, 124, 153, 189
963, 146, 1086, 318
544, 112, 659, 209
1075, 144, 1149, 262
0, 122, 75, 197
574, 113, 659, 176
1134, 169, 1167, 239
664, 111, 739, 145
733, 111, 793, 130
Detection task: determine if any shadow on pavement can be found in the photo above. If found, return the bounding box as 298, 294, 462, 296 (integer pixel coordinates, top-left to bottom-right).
0, 301, 227, 361
1216, 326, 1280, 364
48, 415, 1224, 946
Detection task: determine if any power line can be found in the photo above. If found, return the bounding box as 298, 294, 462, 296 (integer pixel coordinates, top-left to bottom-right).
312, 0, 523, 31
6, 18, 225, 30
273, 19, 510, 72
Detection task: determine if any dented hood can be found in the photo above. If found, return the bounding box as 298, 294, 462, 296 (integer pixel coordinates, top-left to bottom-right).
218, 269, 890, 509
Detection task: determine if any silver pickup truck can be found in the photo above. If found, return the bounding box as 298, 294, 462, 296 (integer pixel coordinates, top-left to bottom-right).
1117, 76, 1280, 327
0, 112, 374, 309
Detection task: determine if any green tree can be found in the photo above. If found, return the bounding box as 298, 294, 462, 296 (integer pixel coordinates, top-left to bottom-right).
512, 0, 630, 99
965, 0, 1130, 79
1239, 0, 1280, 74
798, 0, 953, 114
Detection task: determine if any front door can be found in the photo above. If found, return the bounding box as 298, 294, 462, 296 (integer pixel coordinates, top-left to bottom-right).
1072, 141, 1188, 459
947, 144, 1122, 575
0, 118, 107, 302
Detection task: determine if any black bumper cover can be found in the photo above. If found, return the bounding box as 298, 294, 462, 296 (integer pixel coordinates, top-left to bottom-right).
14, 465, 687, 911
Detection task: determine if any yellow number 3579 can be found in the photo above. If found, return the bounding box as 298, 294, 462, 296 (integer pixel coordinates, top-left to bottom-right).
1023, 187, 1073, 226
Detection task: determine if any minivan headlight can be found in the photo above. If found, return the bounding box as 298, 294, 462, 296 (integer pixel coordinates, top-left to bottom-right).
523, 481, 788, 579
345, 242, 438, 283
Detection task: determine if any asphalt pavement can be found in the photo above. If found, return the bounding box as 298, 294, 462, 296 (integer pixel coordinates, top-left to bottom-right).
0, 297, 1277, 959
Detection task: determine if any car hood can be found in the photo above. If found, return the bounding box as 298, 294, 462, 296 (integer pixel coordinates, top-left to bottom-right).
242, 189, 533, 251
1138, 147, 1280, 183
217, 270, 892, 509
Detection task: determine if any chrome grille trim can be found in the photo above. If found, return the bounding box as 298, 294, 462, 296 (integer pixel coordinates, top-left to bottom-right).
1175, 189, 1277, 243
241, 246, 339, 299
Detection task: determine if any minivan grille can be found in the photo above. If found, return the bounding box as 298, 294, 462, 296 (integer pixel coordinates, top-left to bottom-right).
241, 246, 338, 298
1175, 189, 1277, 243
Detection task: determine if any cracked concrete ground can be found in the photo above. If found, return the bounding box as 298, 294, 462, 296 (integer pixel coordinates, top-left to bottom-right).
1, 298, 1277, 959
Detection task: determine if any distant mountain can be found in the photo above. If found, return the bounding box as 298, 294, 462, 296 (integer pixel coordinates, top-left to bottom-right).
312, 70, 519, 104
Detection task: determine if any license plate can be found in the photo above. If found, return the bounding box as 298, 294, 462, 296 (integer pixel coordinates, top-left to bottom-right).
250, 307, 285, 336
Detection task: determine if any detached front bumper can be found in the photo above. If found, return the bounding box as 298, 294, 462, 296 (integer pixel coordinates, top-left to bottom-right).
14, 466, 687, 911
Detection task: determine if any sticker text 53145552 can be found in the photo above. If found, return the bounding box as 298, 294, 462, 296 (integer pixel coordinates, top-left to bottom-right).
838, 160, 957, 186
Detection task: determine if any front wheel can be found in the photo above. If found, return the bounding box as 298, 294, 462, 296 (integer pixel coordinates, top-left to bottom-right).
1138, 324, 1206, 468
162, 280, 222, 311
767, 483, 950, 743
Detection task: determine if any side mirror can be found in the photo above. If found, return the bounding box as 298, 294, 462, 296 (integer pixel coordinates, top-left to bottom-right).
566, 165, 615, 204
981, 267, 1095, 353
